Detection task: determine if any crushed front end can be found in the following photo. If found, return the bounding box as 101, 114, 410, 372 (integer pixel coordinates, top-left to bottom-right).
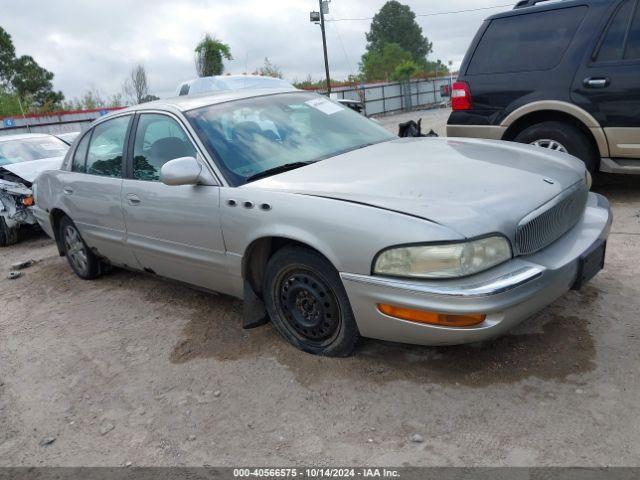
0, 171, 36, 246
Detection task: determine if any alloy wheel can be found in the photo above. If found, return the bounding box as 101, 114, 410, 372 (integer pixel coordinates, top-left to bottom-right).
63, 225, 89, 275
530, 139, 568, 153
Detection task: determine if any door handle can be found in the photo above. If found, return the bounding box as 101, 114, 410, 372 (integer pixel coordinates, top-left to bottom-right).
584, 77, 610, 88
63, 187, 73, 195
126, 193, 141, 205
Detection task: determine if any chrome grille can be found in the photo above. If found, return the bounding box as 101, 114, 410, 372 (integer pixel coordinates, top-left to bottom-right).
515, 184, 588, 255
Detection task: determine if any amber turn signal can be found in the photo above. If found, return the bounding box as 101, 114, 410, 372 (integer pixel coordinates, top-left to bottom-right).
21, 196, 34, 206
377, 304, 486, 327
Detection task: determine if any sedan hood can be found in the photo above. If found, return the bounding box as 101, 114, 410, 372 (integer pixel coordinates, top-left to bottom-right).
0, 156, 64, 183
250, 137, 585, 239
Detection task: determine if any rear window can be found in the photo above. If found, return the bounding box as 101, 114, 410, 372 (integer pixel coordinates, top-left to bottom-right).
628, 3, 640, 59
596, 0, 640, 62
467, 6, 587, 75
178, 83, 190, 96
596, 0, 634, 62
0, 136, 68, 165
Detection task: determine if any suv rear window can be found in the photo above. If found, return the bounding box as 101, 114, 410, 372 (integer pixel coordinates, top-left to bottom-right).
596, 0, 640, 61
468, 6, 587, 75
597, 0, 635, 62
628, 3, 640, 59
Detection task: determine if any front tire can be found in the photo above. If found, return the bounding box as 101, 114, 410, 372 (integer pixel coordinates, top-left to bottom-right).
513, 120, 598, 172
59, 216, 101, 279
0, 217, 19, 247
263, 246, 360, 357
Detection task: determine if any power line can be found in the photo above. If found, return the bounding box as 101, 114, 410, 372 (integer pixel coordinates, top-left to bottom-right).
325, 3, 515, 22
325, 21, 357, 80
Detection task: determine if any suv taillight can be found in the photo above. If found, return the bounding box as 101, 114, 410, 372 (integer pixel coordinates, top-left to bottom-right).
452, 81, 472, 110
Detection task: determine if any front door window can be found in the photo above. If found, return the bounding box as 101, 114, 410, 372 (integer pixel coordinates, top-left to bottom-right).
132, 114, 197, 181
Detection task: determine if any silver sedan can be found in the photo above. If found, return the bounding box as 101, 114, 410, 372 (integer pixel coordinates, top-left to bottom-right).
33, 88, 612, 356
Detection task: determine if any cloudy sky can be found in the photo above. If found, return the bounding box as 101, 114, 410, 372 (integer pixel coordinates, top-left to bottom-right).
1, 0, 513, 101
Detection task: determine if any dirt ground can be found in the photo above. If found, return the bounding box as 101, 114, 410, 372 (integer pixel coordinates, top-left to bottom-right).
1, 110, 639, 466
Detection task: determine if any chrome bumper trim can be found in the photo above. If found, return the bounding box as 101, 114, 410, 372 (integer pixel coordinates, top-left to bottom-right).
340, 266, 545, 298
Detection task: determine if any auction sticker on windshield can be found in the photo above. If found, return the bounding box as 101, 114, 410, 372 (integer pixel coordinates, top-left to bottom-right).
305, 97, 343, 115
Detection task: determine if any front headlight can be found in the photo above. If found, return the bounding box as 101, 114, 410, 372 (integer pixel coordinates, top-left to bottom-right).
374, 236, 512, 279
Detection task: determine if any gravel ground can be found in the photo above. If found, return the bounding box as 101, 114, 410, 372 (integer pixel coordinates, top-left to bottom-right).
0, 109, 639, 467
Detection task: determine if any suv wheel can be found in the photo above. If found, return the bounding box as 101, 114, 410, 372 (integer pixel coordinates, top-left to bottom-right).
513, 121, 598, 172
263, 245, 360, 357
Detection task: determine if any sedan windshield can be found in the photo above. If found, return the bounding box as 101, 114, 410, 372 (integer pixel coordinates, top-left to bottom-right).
185, 92, 395, 185
0, 136, 69, 166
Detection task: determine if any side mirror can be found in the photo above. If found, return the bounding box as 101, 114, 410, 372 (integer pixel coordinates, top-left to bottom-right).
160, 156, 216, 186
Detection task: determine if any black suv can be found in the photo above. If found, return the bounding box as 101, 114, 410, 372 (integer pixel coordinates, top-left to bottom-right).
447, 0, 640, 174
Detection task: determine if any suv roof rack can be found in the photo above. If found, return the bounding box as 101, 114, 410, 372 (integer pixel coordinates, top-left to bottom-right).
513, 0, 565, 9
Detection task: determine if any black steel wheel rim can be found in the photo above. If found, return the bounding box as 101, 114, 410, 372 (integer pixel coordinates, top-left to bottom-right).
274, 267, 341, 346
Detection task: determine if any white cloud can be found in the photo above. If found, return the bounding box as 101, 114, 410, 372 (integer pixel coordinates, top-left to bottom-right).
1, 0, 508, 100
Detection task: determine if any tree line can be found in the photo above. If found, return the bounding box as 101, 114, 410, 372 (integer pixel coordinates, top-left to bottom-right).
0, 26, 64, 116
359, 0, 450, 83
0, 1, 447, 117
190, 1, 452, 90
0, 25, 278, 118
195, 1, 451, 88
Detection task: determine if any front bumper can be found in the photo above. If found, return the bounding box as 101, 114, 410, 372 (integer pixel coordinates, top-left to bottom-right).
340, 192, 612, 346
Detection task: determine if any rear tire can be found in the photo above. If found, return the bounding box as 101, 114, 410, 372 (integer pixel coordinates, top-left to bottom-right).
513, 121, 598, 172
59, 216, 101, 279
263, 246, 360, 357
0, 217, 19, 247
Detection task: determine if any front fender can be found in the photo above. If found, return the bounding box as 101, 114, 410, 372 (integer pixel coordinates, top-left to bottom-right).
222, 188, 464, 276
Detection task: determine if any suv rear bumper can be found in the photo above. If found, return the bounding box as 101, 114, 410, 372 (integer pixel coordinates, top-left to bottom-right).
447, 124, 505, 140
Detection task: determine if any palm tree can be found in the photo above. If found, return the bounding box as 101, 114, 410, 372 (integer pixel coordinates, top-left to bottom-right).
194, 35, 232, 77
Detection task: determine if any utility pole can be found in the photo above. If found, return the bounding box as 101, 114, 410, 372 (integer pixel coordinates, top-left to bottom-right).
16, 96, 31, 133
319, 0, 331, 95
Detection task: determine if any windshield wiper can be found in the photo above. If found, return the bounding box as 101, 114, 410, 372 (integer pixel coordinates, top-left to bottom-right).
313, 139, 391, 163
244, 162, 313, 183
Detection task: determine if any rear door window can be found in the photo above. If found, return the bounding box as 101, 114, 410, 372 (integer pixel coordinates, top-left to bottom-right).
596, 0, 635, 62
468, 6, 587, 75
85, 116, 131, 178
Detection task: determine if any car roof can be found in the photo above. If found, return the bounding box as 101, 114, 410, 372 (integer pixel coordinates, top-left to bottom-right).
486, 0, 612, 20
106, 87, 304, 117
176, 75, 295, 96
0, 132, 54, 142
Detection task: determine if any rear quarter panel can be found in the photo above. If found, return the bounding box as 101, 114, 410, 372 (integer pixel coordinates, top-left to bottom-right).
32, 170, 70, 245
34, 170, 68, 222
